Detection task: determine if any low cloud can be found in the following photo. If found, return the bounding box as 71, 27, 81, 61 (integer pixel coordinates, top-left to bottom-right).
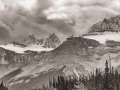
0, 0, 120, 44
0, 20, 12, 44
44, 0, 120, 35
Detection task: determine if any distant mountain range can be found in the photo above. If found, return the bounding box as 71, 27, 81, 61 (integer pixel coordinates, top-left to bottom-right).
2, 15, 120, 90
0, 33, 61, 53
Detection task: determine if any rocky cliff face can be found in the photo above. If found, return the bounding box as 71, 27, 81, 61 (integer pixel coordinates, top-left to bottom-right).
0, 47, 39, 65
90, 15, 120, 33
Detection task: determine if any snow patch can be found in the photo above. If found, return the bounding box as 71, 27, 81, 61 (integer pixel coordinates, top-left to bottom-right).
88, 46, 93, 48
10, 79, 24, 86
25, 79, 30, 83
73, 68, 79, 78
30, 74, 39, 78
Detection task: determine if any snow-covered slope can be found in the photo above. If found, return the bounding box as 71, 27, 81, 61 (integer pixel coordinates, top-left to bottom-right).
84, 32, 120, 44
0, 43, 53, 53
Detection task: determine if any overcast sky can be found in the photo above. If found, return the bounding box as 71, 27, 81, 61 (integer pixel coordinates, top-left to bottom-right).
0, 0, 120, 44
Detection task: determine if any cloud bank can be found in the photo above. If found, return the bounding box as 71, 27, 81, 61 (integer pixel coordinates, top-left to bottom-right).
0, 0, 120, 44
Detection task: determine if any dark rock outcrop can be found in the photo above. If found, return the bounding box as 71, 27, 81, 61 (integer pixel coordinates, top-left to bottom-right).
105, 40, 120, 47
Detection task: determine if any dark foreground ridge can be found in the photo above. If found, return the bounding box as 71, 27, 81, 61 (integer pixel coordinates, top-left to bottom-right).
0, 81, 8, 90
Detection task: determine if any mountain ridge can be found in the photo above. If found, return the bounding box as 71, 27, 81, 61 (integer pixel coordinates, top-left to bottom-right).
90, 15, 120, 33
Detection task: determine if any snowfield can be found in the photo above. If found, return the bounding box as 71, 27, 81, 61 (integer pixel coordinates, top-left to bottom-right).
0, 44, 53, 53
83, 32, 120, 44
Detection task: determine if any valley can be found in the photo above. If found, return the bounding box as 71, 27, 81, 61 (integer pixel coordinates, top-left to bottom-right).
1, 15, 120, 90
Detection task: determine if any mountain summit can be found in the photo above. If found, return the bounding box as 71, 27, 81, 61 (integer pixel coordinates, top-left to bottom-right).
23, 34, 39, 46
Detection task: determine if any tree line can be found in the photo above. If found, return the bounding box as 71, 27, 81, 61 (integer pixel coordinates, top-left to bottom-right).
30, 60, 120, 90
2, 60, 120, 90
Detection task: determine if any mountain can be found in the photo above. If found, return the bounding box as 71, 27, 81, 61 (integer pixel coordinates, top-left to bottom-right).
90, 15, 120, 33
0, 37, 103, 90
23, 33, 61, 48
0, 33, 61, 53
83, 15, 120, 44
2, 15, 120, 90
2, 36, 120, 90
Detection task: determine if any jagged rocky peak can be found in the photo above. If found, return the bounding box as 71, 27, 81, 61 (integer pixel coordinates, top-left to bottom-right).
23, 34, 39, 46
44, 33, 61, 48
90, 15, 120, 33
22, 33, 61, 48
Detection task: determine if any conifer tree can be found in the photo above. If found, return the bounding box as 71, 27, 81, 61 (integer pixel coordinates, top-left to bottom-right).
103, 60, 109, 90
